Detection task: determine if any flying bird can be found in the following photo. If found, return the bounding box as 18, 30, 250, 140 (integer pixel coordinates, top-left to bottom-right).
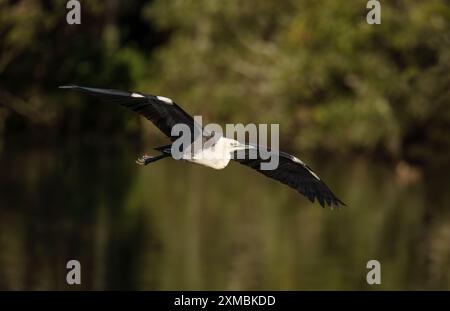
60, 85, 345, 208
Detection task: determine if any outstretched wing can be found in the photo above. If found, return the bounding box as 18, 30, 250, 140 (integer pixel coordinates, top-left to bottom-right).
59, 85, 202, 141
233, 148, 345, 208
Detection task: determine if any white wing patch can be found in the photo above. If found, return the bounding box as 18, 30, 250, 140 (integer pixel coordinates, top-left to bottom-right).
292, 156, 320, 180
292, 156, 305, 165
131, 93, 145, 98
306, 167, 321, 180
156, 96, 173, 104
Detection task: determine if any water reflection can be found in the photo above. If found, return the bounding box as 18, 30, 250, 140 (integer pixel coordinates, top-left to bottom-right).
0, 137, 449, 290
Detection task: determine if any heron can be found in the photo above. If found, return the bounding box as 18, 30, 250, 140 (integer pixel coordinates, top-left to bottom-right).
60, 85, 345, 208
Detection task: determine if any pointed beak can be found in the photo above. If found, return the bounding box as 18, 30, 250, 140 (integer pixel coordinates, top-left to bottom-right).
233, 143, 255, 152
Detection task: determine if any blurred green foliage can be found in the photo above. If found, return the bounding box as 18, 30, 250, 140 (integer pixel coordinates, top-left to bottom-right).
0, 0, 449, 165
1, 0, 450, 291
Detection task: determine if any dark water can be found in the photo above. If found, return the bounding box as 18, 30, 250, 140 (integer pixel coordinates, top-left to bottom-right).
0, 136, 449, 290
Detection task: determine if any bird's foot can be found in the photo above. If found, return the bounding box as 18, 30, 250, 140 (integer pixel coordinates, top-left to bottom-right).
136, 154, 152, 165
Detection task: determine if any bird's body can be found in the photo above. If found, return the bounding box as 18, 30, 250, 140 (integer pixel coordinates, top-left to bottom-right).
185, 138, 232, 169
150, 136, 249, 170
60, 85, 345, 208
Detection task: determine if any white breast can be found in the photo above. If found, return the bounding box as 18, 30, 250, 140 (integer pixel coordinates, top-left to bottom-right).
182, 137, 232, 170
186, 154, 230, 170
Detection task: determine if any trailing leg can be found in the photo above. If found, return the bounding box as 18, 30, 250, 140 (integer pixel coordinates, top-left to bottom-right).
136, 153, 170, 166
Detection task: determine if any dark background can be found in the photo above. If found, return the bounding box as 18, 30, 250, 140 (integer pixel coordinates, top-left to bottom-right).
0, 0, 449, 290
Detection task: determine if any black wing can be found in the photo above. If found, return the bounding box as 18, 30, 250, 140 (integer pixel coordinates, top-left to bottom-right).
233, 148, 345, 208
59, 85, 202, 141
